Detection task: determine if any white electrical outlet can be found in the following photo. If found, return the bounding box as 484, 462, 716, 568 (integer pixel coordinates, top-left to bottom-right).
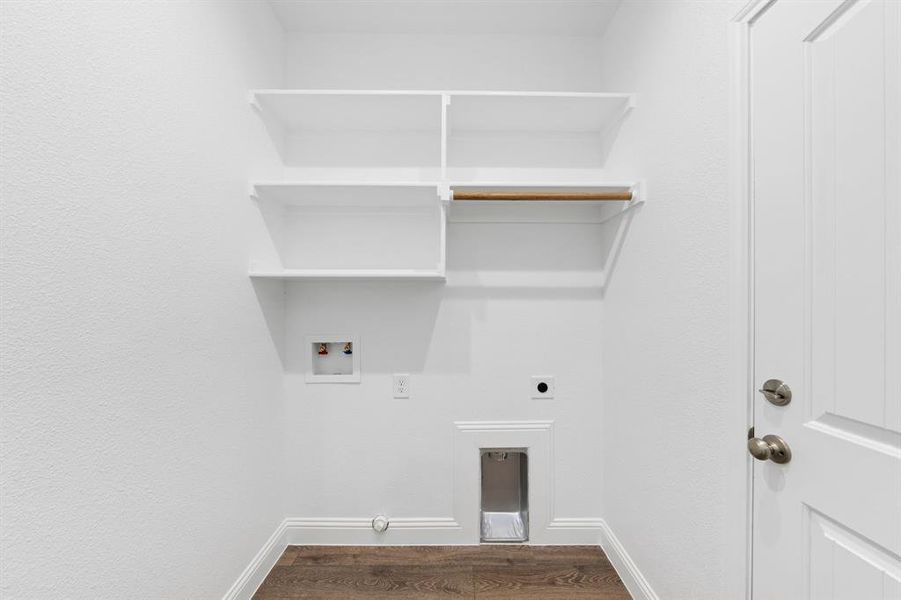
393, 373, 410, 398
531, 375, 555, 399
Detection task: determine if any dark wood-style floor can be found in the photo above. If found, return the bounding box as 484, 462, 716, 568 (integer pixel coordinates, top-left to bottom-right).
253, 545, 631, 599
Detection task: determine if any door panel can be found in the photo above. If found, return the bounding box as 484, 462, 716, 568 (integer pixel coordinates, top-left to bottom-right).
751, 1, 901, 598
808, 509, 901, 600
810, 0, 894, 429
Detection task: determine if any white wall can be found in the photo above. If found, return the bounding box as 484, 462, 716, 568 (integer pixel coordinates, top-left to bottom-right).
283, 224, 606, 535
279, 29, 611, 541
1, 1, 750, 595
0, 2, 286, 597
284, 33, 604, 91
596, 1, 746, 598
279, 33, 612, 183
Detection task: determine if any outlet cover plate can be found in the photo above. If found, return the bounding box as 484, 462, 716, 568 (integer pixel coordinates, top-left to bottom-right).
393, 373, 410, 398
531, 375, 555, 399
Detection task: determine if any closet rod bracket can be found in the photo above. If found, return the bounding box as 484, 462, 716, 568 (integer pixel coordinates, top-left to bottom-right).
438, 183, 452, 203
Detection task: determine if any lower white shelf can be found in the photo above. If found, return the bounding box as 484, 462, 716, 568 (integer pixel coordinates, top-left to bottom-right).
247, 180, 641, 281
249, 268, 446, 281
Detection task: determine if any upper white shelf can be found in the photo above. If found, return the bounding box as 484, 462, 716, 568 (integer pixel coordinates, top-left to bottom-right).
248, 268, 446, 281
250, 89, 635, 135
251, 90, 442, 133
448, 92, 634, 134
251, 89, 635, 172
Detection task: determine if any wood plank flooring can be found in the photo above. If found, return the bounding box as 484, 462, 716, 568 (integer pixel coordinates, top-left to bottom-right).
253, 545, 631, 599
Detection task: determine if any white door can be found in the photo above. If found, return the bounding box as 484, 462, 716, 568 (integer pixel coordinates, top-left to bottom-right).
751, 0, 901, 598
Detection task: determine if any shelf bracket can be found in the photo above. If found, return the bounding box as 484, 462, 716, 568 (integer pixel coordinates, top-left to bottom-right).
626, 181, 645, 206
629, 181, 646, 206
248, 91, 261, 112
590, 181, 646, 227
438, 182, 452, 203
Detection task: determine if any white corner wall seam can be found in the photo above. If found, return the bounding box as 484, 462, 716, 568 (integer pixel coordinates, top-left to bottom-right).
222, 519, 288, 600
598, 519, 661, 600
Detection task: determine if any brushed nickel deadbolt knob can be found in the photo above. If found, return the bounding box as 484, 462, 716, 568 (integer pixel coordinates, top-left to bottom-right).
758, 379, 792, 406
748, 434, 792, 464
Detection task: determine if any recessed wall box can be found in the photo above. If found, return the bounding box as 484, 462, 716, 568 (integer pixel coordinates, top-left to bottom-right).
480, 449, 528, 543
306, 334, 360, 383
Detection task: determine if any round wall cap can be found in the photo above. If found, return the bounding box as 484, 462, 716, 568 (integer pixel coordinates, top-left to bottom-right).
371, 515, 389, 533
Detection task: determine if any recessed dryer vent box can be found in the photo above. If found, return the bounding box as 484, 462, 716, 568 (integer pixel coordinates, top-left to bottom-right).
306, 335, 360, 383
480, 449, 528, 543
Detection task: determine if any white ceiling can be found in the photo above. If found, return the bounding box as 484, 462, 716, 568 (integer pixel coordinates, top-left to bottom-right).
268, 0, 623, 36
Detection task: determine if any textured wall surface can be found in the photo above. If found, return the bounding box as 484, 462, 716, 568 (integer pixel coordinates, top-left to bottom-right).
0, 2, 286, 597
279, 30, 610, 536
597, 1, 746, 598
1, 1, 750, 596
284, 33, 605, 91
283, 223, 606, 529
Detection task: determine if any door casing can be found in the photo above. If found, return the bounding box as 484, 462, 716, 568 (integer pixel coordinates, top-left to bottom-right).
729, 2, 786, 599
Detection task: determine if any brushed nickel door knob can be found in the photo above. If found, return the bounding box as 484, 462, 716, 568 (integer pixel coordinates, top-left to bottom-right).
748, 434, 792, 464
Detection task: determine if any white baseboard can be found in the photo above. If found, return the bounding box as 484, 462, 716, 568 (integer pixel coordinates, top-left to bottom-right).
598, 519, 659, 600
281, 516, 605, 545
545, 518, 607, 544
222, 519, 287, 600
284, 517, 467, 545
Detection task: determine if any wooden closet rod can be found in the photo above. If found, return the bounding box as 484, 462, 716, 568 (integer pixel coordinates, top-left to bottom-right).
452, 190, 633, 201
